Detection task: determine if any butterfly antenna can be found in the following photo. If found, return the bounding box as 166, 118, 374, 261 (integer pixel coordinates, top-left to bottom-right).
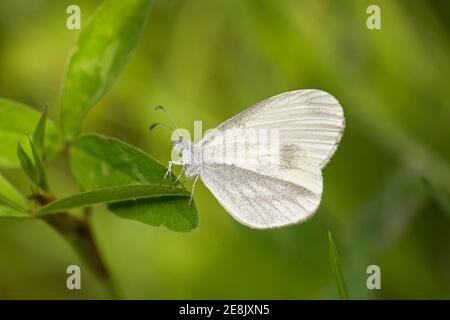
149, 122, 175, 132
155, 105, 178, 129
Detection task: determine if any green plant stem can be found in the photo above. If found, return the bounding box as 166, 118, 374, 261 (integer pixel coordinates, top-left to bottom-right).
34, 192, 117, 298
42, 211, 118, 298
42, 212, 106, 275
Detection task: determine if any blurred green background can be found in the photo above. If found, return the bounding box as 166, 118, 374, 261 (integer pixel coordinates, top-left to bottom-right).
0, 0, 449, 299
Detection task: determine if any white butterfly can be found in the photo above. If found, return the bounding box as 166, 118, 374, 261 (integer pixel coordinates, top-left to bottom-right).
159, 89, 344, 229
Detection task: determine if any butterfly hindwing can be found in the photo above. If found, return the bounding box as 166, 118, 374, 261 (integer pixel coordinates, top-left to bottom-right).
200, 163, 322, 228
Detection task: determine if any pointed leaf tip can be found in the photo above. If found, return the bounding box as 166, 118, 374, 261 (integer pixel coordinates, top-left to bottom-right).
328, 231, 350, 300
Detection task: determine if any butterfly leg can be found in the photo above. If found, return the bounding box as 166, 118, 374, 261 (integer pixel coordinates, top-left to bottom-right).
173, 165, 185, 185
160, 161, 173, 186
188, 174, 200, 205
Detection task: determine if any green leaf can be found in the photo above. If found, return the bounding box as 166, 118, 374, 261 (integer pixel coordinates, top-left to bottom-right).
328, 231, 349, 300
0, 174, 27, 213
17, 142, 38, 186
27, 135, 48, 191
0, 205, 30, 219
421, 178, 450, 218
70, 133, 168, 189
17, 136, 49, 191
33, 107, 47, 157
0, 98, 63, 168
109, 197, 198, 233
61, 0, 152, 140
70, 133, 198, 232
38, 184, 189, 215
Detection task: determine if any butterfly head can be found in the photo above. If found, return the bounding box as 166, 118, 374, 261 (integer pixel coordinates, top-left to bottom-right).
171, 134, 185, 151
149, 105, 192, 155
